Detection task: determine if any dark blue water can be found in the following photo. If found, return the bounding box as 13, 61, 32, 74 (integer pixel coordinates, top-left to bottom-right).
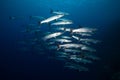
0, 0, 120, 80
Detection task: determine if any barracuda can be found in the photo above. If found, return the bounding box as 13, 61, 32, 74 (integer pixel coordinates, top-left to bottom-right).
52, 27, 66, 31
81, 46, 96, 52
50, 10, 69, 15
40, 14, 64, 24
59, 43, 85, 49
77, 33, 92, 36
63, 49, 82, 53
51, 21, 73, 26
72, 28, 96, 33
80, 38, 100, 44
51, 38, 72, 43
72, 35, 80, 41
43, 32, 63, 40
69, 55, 92, 64
20, 10, 100, 72
58, 18, 72, 21
60, 36, 71, 39
64, 62, 88, 71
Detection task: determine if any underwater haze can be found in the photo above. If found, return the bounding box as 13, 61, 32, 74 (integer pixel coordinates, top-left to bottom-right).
0, 0, 120, 80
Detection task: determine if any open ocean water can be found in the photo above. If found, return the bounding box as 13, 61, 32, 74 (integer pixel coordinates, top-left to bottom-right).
0, 0, 120, 80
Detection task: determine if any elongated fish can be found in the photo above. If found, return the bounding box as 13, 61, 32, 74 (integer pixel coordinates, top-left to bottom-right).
72, 28, 96, 33
84, 54, 100, 60
50, 38, 72, 43
72, 35, 80, 41
69, 55, 92, 64
52, 27, 66, 31
50, 10, 69, 15
43, 32, 63, 40
81, 46, 96, 52
63, 49, 82, 53
76, 33, 92, 36
56, 52, 68, 55
29, 16, 44, 20
51, 21, 73, 26
40, 14, 64, 24
80, 39, 100, 44
64, 62, 88, 71
58, 18, 72, 21
60, 36, 71, 39
59, 43, 85, 49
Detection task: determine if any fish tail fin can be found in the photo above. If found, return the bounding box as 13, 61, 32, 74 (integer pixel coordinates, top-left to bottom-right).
50, 9, 53, 14
38, 21, 41, 26
64, 28, 66, 31
70, 28, 73, 35
57, 44, 61, 50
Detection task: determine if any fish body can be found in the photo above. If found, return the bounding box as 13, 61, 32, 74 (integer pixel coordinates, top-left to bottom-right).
51, 21, 73, 26
63, 49, 81, 53
29, 16, 44, 20
81, 46, 96, 52
51, 10, 69, 15
85, 54, 100, 60
51, 39, 72, 43
43, 32, 63, 40
58, 18, 72, 21
72, 35, 80, 41
80, 39, 100, 44
53, 27, 66, 31
77, 33, 92, 36
70, 55, 92, 64
60, 36, 71, 39
40, 14, 64, 24
64, 62, 88, 71
72, 28, 96, 33
59, 43, 85, 49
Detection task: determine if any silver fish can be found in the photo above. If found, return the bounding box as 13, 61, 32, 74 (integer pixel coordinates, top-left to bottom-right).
43, 32, 63, 40
63, 49, 82, 53
81, 46, 96, 52
72, 28, 96, 33
40, 14, 64, 24
85, 54, 100, 60
51, 38, 72, 43
69, 55, 92, 64
60, 36, 72, 39
51, 10, 69, 15
58, 18, 72, 21
51, 21, 73, 26
72, 35, 80, 41
80, 39, 100, 44
59, 43, 85, 49
52, 27, 66, 31
64, 62, 88, 71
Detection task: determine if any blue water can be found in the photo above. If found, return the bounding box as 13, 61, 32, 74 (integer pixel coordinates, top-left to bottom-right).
0, 0, 120, 80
